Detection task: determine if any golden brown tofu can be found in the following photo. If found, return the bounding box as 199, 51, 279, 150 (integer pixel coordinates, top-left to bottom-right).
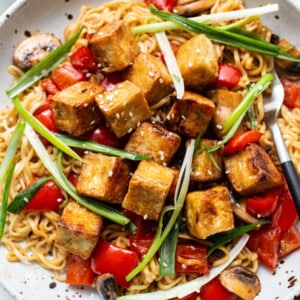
76, 153, 131, 204
88, 20, 139, 73
224, 143, 282, 196
56, 201, 103, 259
124, 53, 173, 105
122, 160, 175, 220
165, 91, 215, 138
191, 139, 223, 182
209, 89, 243, 138
124, 122, 181, 165
186, 186, 234, 239
96, 80, 151, 138
51, 81, 104, 136
176, 34, 218, 91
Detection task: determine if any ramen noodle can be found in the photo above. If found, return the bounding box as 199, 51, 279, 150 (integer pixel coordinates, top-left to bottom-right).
1, 0, 300, 298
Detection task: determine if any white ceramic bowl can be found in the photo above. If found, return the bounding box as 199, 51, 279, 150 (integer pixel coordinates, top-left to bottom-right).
0, 0, 299, 299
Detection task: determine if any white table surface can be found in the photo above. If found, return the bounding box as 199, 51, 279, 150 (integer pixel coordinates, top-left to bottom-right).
0, 2, 16, 300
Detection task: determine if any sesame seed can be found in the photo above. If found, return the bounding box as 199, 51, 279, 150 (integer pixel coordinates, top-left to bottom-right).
129, 111, 133, 117
23, 197, 29, 203
83, 103, 89, 107
216, 124, 223, 130
128, 128, 133, 133
57, 198, 63, 203
148, 71, 155, 77
159, 78, 164, 84
97, 63, 102, 68
181, 115, 186, 120
140, 131, 144, 136
108, 170, 113, 177
188, 62, 193, 68
116, 113, 120, 119
86, 73, 92, 78
225, 170, 230, 174
90, 120, 96, 125
162, 262, 168, 268
207, 170, 212, 175
143, 214, 148, 220
182, 264, 187, 269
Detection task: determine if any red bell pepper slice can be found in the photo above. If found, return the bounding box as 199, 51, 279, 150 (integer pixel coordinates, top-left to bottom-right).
34, 107, 59, 133
84, 125, 120, 148
175, 243, 209, 274
125, 210, 156, 257
211, 63, 242, 89
171, 292, 200, 300
70, 46, 98, 73
199, 276, 237, 300
100, 72, 124, 92
246, 187, 281, 218
271, 187, 298, 234
224, 130, 263, 155
66, 254, 95, 286
51, 64, 85, 90
41, 77, 59, 95
144, 0, 177, 12
247, 224, 281, 270
279, 225, 300, 259
24, 180, 65, 212
281, 78, 300, 109
91, 240, 139, 288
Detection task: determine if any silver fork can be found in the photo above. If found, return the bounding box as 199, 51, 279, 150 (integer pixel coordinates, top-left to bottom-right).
263, 71, 300, 216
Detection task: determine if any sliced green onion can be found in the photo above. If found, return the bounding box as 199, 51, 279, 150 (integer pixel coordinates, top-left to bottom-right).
24, 124, 131, 226
159, 214, 180, 276
222, 73, 274, 134
0, 163, 16, 240
0, 122, 25, 182
132, 4, 278, 34
126, 139, 195, 281
150, 6, 300, 62
6, 28, 83, 98
117, 234, 249, 300
53, 133, 150, 161
13, 96, 81, 161
155, 32, 184, 99
7, 176, 52, 214
207, 223, 257, 256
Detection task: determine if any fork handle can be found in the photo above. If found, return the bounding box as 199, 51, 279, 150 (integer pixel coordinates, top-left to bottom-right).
269, 121, 300, 216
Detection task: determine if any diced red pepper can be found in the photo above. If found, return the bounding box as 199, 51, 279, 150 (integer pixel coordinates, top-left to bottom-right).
24, 180, 65, 212
91, 240, 139, 288
171, 292, 200, 300
125, 210, 156, 257
224, 130, 263, 155
271, 187, 298, 234
279, 225, 300, 259
211, 63, 242, 89
281, 78, 300, 109
144, 0, 177, 12
247, 224, 281, 270
246, 187, 281, 218
84, 125, 120, 148
66, 254, 95, 286
51, 64, 85, 90
41, 77, 59, 95
70, 46, 98, 73
175, 243, 209, 274
68, 172, 79, 187
100, 72, 124, 91
34, 107, 59, 133
199, 276, 237, 300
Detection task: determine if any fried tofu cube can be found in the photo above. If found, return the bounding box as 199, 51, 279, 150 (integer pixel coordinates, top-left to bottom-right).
76, 153, 131, 204
88, 20, 139, 73
191, 139, 223, 182
224, 143, 282, 196
122, 160, 175, 220
56, 201, 103, 259
51, 81, 104, 136
209, 89, 243, 138
124, 122, 181, 165
165, 91, 215, 138
176, 34, 218, 91
124, 53, 173, 105
96, 80, 151, 138
186, 186, 234, 239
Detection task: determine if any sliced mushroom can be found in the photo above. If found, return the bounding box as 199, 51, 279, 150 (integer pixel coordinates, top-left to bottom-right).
173, 0, 216, 17
275, 39, 300, 80
95, 273, 119, 300
220, 266, 261, 300
232, 202, 259, 225
13, 33, 62, 71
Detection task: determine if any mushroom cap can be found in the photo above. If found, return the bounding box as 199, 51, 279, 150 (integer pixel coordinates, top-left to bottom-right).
220, 266, 261, 300
95, 273, 119, 300
13, 33, 61, 71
